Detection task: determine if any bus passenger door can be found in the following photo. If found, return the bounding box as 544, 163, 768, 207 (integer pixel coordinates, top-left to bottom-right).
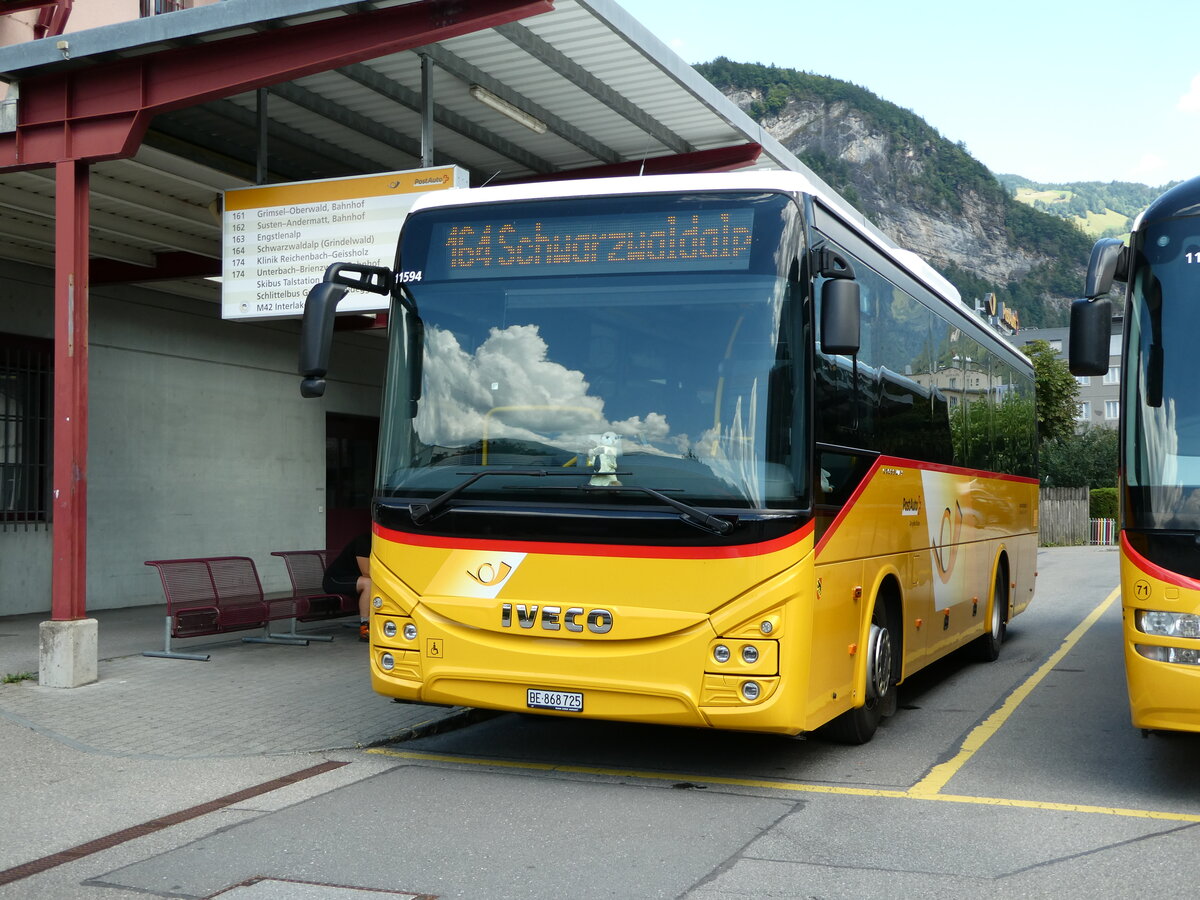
326, 413, 378, 554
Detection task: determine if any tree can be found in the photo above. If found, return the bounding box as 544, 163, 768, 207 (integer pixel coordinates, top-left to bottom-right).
1020, 340, 1079, 444
1040, 425, 1119, 488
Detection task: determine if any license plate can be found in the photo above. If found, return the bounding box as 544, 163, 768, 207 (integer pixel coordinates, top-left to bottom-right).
526, 688, 583, 712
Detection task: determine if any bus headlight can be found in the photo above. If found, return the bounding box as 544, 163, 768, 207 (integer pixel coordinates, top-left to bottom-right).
1136, 610, 1200, 639
383, 620, 398, 638
403, 623, 418, 641
380, 652, 395, 671
713, 644, 731, 663
741, 680, 761, 701
741, 645, 759, 664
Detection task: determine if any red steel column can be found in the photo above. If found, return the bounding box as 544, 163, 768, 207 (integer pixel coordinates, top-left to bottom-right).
51, 158, 89, 621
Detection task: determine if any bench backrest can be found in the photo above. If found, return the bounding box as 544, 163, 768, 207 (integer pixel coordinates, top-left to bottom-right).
270, 550, 331, 595
145, 556, 265, 608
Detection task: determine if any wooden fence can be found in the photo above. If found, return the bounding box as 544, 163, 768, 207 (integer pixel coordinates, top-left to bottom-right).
1039, 487, 1090, 546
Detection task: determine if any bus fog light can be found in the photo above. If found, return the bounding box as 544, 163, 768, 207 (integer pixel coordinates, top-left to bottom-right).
1136, 610, 1200, 638
383, 621, 398, 638
403, 623, 418, 641
741, 645, 759, 664
1135, 644, 1200, 666
380, 652, 395, 671
713, 644, 731, 664
742, 680, 761, 701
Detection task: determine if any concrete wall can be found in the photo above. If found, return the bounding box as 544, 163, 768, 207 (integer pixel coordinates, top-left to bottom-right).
0, 260, 385, 616
0, 1, 223, 49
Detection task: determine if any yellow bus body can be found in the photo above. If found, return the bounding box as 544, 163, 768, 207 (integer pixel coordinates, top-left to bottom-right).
1121, 535, 1200, 733
367, 457, 1037, 735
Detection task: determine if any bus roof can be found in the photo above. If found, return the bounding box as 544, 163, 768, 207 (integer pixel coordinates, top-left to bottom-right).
1133, 173, 1200, 231
407, 171, 963, 308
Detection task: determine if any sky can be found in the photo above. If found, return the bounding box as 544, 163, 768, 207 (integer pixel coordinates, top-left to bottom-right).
616, 0, 1199, 187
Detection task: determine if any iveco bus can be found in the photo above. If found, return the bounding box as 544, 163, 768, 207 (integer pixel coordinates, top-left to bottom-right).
300, 171, 1038, 742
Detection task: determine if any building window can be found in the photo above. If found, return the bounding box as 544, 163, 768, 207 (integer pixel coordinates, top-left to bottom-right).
1075, 374, 1091, 386
1077, 401, 1091, 421
1103, 366, 1120, 385
140, 0, 192, 15
1105, 400, 1120, 420
0, 335, 51, 530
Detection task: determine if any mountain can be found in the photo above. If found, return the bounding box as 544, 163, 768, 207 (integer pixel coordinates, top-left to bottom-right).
997, 175, 1178, 240
695, 58, 1096, 328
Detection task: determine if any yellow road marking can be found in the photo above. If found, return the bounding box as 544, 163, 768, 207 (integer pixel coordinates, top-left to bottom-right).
910, 586, 1120, 796
370, 586, 1200, 823
369, 745, 1200, 823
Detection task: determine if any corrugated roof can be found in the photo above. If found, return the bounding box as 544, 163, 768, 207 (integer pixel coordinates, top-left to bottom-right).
0, 0, 845, 305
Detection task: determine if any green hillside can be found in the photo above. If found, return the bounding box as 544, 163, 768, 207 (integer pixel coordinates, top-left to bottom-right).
997, 175, 1178, 240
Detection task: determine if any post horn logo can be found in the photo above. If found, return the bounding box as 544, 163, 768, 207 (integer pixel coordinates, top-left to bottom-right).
467, 561, 513, 587
933, 502, 963, 583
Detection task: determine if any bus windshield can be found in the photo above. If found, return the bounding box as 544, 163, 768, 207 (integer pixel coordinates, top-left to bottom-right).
1124, 216, 1200, 531
377, 191, 805, 512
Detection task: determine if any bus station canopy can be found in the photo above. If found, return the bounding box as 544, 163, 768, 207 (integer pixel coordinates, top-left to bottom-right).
0, 0, 820, 303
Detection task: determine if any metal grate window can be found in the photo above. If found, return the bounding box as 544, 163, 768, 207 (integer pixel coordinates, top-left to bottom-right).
0, 336, 51, 531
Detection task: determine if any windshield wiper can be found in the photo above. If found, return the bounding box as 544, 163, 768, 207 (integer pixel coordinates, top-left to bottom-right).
582, 484, 734, 536
409, 469, 735, 536
409, 468, 563, 525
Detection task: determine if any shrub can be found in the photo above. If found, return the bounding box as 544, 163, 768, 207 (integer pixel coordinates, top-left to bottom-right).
1090, 487, 1118, 519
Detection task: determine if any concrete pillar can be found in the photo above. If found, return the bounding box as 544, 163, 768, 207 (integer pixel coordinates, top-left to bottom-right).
38, 618, 98, 688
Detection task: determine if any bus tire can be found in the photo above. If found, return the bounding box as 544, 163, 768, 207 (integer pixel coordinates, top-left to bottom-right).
971, 563, 1008, 662
823, 599, 895, 745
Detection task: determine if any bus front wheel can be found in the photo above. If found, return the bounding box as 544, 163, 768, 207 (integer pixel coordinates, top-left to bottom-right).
823, 600, 896, 744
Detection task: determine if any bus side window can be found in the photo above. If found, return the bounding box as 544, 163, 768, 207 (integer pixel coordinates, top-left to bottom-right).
816, 448, 876, 508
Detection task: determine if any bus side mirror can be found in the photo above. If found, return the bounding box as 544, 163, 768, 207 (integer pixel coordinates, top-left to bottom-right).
1068, 297, 1112, 376
298, 263, 393, 398
299, 281, 347, 398
821, 278, 861, 356
1084, 238, 1128, 298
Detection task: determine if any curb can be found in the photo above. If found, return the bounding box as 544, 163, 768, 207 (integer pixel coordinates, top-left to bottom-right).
372, 705, 499, 745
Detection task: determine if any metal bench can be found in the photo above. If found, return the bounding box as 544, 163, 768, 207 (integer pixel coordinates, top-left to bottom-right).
270, 549, 358, 635
142, 556, 311, 661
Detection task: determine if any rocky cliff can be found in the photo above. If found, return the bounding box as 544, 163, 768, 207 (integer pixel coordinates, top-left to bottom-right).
703, 61, 1091, 327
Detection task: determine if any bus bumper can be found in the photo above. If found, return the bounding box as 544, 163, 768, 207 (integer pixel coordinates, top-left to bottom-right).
1124, 638, 1200, 733
366, 614, 808, 735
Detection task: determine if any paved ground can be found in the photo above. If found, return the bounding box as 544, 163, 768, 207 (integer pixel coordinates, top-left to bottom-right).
0, 605, 468, 898
0, 547, 1133, 899
0, 606, 467, 758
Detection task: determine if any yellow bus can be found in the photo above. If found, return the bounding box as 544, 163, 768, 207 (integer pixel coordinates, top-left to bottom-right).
300, 171, 1038, 742
1071, 174, 1200, 734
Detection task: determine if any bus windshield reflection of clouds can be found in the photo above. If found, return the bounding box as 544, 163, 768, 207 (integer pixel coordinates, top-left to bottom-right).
407, 281, 785, 508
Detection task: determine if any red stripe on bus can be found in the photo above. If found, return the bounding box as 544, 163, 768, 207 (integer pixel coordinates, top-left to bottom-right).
814, 455, 1035, 554
373, 519, 814, 560
1121, 531, 1200, 590
874, 455, 1039, 484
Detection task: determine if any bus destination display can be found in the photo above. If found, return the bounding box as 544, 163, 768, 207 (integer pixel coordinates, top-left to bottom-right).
428, 208, 756, 279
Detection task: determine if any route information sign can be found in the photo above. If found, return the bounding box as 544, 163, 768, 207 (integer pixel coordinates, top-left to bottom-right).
221, 165, 466, 320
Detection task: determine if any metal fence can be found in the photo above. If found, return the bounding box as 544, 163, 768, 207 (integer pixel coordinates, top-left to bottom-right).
1089, 517, 1118, 546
